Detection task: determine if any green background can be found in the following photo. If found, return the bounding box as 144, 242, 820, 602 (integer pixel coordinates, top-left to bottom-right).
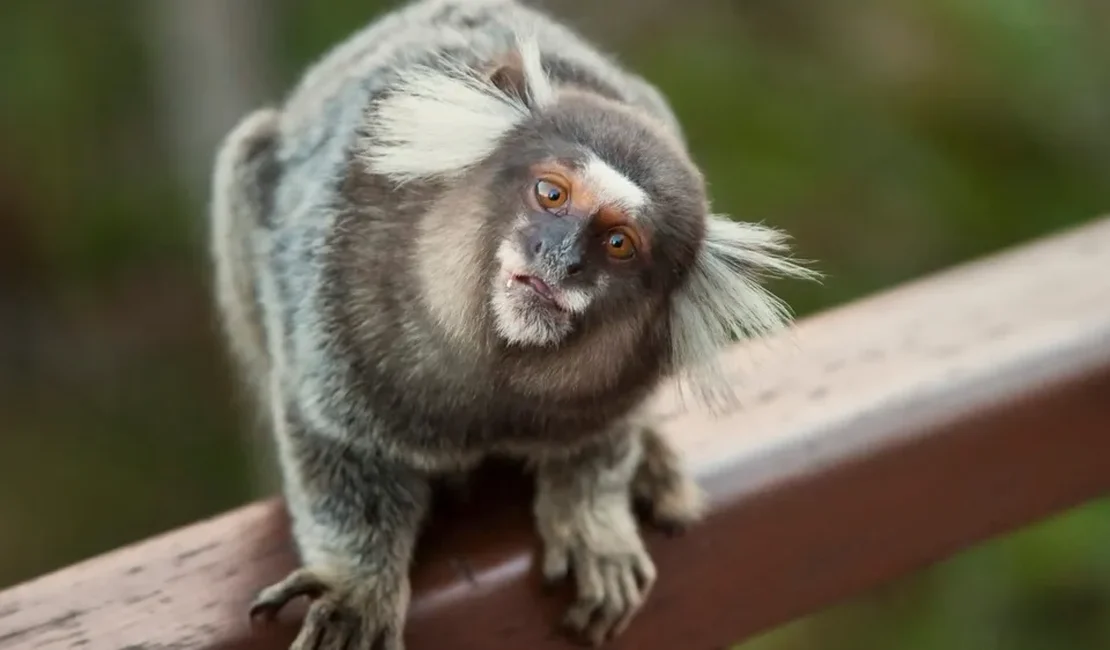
1, 1, 1108, 648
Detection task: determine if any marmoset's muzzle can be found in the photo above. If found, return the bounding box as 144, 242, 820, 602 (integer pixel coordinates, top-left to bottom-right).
525, 213, 586, 280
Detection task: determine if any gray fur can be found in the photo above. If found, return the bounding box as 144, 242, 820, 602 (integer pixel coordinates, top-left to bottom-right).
209, 107, 280, 410
208, 1, 813, 648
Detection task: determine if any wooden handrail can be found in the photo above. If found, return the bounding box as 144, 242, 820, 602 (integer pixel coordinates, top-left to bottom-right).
3, 216, 1110, 649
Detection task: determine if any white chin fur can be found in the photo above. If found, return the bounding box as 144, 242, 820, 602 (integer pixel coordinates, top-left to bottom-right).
490, 281, 572, 347
490, 238, 593, 347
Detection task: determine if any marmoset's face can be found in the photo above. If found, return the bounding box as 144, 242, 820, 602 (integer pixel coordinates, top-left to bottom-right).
486, 96, 708, 349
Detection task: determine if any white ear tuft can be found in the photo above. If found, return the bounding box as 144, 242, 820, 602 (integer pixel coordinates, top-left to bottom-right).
513, 32, 555, 108
669, 214, 820, 412
360, 34, 555, 185
361, 58, 530, 184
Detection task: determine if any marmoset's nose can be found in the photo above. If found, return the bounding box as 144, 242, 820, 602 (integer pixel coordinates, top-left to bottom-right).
527, 216, 585, 277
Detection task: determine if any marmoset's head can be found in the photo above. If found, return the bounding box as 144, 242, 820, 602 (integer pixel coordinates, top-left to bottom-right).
361, 37, 817, 405
482, 87, 707, 350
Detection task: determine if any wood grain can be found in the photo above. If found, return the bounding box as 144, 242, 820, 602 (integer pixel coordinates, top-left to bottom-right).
3, 216, 1110, 649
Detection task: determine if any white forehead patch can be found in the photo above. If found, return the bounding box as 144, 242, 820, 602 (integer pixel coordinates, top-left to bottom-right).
582, 154, 648, 212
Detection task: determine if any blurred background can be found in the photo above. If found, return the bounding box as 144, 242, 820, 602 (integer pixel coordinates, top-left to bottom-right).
1, 0, 1108, 648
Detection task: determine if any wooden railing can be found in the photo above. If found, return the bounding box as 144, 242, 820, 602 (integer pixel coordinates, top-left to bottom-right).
3, 216, 1110, 650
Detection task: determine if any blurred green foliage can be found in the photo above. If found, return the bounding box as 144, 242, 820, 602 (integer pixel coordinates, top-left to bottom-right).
0, 1, 1107, 648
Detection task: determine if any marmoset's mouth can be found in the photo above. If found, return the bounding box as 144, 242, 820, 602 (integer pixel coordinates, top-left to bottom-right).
510, 273, 564, 310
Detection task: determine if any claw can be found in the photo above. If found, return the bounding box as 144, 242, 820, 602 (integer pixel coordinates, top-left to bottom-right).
586, 564, 625, 646
248, 601, 280, 626
246, 567, 408, 650
248, 568, 331, 625
249, 595, 288, 625
554, 550, 656, 646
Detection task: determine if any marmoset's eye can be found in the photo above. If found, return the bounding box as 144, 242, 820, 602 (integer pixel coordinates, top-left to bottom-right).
604, 227, 637, 260
534, 178, 569, 211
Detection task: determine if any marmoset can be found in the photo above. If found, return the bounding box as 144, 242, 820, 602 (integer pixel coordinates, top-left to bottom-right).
209, 0, 815, 648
